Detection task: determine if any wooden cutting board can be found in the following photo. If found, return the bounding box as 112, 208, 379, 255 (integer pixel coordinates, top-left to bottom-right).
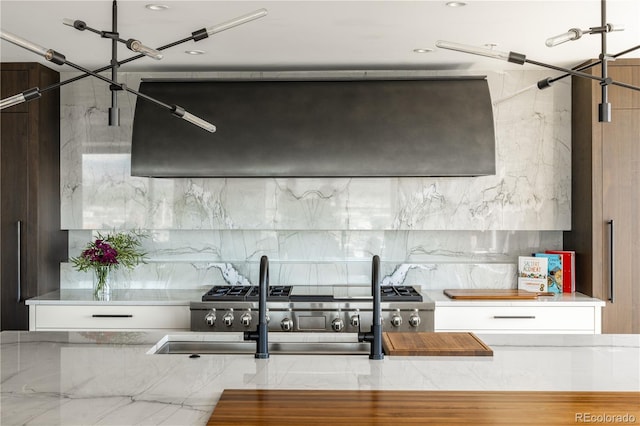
208, 390, 640, 425
444, 289, 549, 299
382, 332, 493, 356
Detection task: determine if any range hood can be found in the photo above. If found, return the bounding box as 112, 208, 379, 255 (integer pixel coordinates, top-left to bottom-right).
131, 77, 495, 178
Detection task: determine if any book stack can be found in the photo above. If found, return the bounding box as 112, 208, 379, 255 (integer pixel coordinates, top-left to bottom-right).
518, 250, 576, 293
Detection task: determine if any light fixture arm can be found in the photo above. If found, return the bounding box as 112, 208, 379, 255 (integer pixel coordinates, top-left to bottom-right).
435, 40, 639, 90
543, 0, 628, 121
588, 23, 623, 35
0, 29, 215, 132
524, 58, 613, 85
437, 1, 636, 122
1, 6, 267, 131
536, 44, 640, 90
63, 18, 163, 60
2, 8, 267, 100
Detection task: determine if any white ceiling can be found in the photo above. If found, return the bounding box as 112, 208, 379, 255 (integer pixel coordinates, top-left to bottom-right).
1, 0, 639, 73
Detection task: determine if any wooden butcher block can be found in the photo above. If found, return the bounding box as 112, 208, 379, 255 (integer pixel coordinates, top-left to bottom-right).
209, 389, 640, 425
443, 289, 550, 300
382, 332, 493, 356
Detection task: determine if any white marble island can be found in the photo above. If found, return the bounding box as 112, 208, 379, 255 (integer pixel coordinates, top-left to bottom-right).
1, 331, 638, 425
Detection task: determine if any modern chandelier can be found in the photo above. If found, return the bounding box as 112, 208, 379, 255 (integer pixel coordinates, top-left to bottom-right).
436, 0, 639, 122
0, 1, 268, 132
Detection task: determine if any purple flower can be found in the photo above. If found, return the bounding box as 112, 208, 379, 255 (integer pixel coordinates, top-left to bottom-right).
82, 240, 119, 266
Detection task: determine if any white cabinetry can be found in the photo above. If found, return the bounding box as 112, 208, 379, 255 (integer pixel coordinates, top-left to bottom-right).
426, 291, 605, 334
26, 289, 198, 331
29, 304, 189, 331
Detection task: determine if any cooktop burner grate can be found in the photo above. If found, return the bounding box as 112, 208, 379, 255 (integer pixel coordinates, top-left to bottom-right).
202, 285, 293, 302
380, 285, 423, 301
246, 285, 292, 301
201, 285, 252, 301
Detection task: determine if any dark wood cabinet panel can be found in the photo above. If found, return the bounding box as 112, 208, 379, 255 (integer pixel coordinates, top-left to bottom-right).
1, 63, 68, 330
607, 64, 640, 109
0, 69, 30, 113
0, 114, 29, 329
566, 59, 640, 334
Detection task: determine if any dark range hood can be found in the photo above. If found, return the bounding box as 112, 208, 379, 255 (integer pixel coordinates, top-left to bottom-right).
131, 77, 496, 178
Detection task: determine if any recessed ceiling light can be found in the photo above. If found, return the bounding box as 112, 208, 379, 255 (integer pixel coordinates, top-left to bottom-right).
185, 50, 206, 55
413, 48, 434, 53
145, 4, 169, 11
446, 1, 467, 7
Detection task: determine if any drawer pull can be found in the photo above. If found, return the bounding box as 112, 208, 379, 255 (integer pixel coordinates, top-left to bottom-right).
91, 314, 133, 318
607, 219, 614, 303
493, 315, 536, 319
17, 220, 22, 302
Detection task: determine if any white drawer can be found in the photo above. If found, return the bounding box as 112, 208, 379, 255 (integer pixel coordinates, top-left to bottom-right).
31, 305, 189, 331
435, 306, 596, 333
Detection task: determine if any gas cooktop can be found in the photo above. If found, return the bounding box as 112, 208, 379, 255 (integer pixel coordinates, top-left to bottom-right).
201, 285, 423, 303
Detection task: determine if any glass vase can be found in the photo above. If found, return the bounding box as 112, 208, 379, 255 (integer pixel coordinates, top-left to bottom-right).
93, 266, 112, 300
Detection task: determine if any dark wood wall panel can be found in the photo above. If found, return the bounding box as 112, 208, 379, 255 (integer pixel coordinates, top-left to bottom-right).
1, 62, 67, 330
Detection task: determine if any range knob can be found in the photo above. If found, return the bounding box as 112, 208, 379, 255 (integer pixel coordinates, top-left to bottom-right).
350, 314, 360, 327
222, 309, 234, 327
390, 313, 403, 327
281, 317, 293, 331
331, 318, 345, 332
205, 309, 216, 326
240, 311, 252, 327
409, 312, 421, 328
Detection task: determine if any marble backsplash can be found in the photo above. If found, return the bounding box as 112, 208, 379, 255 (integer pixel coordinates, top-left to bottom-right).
59, 69, 570, 291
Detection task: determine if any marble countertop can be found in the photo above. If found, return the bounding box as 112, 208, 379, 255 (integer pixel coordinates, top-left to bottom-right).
1, 331, 638, 425
27, 289, 605, 308
25, 289, 206, 305
424, 290, 605, 306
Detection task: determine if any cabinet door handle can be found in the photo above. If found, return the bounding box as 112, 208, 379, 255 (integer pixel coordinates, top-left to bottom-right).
493, 316, 536, 319
17, 220, 22, 303
608, 219, 614, 303
91, 314, 133, 318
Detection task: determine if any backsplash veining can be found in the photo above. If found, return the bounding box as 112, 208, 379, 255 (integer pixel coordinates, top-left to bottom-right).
60, 70, 570, 291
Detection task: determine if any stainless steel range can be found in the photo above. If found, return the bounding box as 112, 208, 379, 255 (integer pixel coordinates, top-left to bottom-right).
190, 284, 434, 333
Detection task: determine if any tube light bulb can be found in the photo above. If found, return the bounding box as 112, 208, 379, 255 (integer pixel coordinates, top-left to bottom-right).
171, 105, 216, 132
1, 29, 51, 58
606, 23, 624, 32
435, 40, 525, 64
0, 93, 27, 110
0, 29, 65, 64
206, 8, 267, 36
0, 87, 41, 110
182, 111, 216, 133
126, 39, 163, 60
545, 28, 582, 47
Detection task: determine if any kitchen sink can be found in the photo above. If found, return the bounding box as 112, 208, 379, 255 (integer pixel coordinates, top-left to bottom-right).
148, 333, 371, 355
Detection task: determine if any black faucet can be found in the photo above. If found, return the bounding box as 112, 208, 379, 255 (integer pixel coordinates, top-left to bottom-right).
358, 255, 384, 360
244, 255, 269, 359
